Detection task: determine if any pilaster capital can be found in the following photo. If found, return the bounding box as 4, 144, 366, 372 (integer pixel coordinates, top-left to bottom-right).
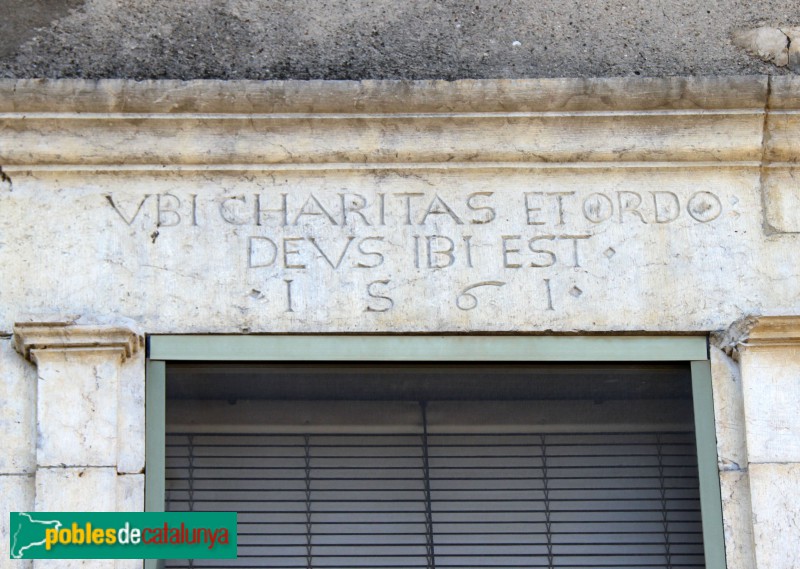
739, 316, 800, 351
13, 321, 143, 363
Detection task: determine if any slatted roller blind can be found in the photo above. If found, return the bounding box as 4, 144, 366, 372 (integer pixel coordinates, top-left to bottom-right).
165, 402, 704, 569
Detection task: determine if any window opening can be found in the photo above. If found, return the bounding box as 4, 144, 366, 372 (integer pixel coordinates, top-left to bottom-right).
163, 362, 704, 569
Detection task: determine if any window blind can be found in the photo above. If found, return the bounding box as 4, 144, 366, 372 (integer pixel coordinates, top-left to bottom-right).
164, 401, 703, 569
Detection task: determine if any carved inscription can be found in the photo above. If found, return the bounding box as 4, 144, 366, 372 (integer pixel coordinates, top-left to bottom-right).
456, 282, 506, 311
106, 187, 732, 315
108, 190, 723, 228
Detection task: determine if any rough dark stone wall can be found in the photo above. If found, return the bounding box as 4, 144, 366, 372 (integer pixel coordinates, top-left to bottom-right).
1, 0, 84, 59
1, 0, 798, 79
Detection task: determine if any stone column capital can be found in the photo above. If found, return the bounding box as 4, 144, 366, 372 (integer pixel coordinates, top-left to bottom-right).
13, 321, 143, 363
739, 316, 800, 350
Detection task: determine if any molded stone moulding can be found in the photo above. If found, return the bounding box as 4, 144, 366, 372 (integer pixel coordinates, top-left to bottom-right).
13, 322, 143, 363
739, 316, 800, 348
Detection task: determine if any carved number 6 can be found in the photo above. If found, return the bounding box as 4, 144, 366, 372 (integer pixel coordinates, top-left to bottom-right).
456, 281, 507, 311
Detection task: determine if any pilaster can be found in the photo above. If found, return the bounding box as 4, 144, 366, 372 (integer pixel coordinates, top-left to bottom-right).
737, 316, 800, 569
12, 322, 145, 511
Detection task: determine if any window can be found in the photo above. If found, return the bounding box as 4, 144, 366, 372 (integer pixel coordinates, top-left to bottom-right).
145, 337, 724, 569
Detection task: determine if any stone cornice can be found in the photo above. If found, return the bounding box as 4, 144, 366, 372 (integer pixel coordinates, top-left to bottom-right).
0, 76, 796, 171
0, 77, 771, 114
13, 322, 143, 362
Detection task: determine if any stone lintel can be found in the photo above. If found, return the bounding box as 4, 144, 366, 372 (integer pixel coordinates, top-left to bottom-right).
13, 322, 143, 363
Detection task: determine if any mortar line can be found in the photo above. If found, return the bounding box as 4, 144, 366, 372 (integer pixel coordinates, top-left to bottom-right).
0, 161, 764, 173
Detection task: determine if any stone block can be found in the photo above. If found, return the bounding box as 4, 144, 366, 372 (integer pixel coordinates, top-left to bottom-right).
710, 346, 748, 470
762, 168, 800, 234
740, 346, 800, 463
0, 339, 36, 474
118, 350, 145, 474
34, 468, 144, 512
116, 474, 144, 512
0, 165, 774, 334
719, 470, 756, 569
24, 471, 143, 569
749, 463, 800, 569
35, 467, 117, 511
34, 350, 120, 467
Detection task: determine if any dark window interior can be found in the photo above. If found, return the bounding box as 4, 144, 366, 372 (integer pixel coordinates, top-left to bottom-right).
164, 362, 704, 569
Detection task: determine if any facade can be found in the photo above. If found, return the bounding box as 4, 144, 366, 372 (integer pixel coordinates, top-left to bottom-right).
1, 75, 800, 569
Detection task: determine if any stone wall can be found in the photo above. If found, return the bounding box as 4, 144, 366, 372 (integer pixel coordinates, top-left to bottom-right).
1, 0, 800, 79
1, 76, 799, 569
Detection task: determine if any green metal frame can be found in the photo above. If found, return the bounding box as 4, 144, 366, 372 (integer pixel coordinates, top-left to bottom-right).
145, 335, 725, 569
144, 361, 165, 517
691, 360, 726, 569
149, 334, 707, 362
144, 361, 166, 569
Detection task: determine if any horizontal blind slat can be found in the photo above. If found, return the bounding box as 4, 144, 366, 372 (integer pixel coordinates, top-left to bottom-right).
166, 429, 704, 569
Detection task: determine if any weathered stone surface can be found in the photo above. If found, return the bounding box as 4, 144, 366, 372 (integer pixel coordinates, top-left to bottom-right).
116, 473, 144, 511
766, 109, 800, 162
0, 0, 798, 79
0, 0, 83, 59
118, 350, 145, 474
11, 322, 143, 468
720, 470, 757, 569
0, 475, 34, 569
770, 76, 800, 110
31, 467, 143, 558
30, 471, 141, 569
0, 82, 767, 167
0, 76, 771, 114
788, 29, 800, 72
1, 77, 799, 334
739, 318, 800, 463
749, 463, 800, 569
0, 167, 776, 333
13, 322, 142, 362
762, 169, 800, 233
14, 322, 145, 472
34, 467, 118, 510
732, 27, 790, 67
32, 349, 120, 467
763, 76, 800, 234
710, 346, 748, 470
0, 339, 36, 474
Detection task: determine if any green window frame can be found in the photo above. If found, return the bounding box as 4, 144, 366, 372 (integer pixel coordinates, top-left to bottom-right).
144, 335, 724, 569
